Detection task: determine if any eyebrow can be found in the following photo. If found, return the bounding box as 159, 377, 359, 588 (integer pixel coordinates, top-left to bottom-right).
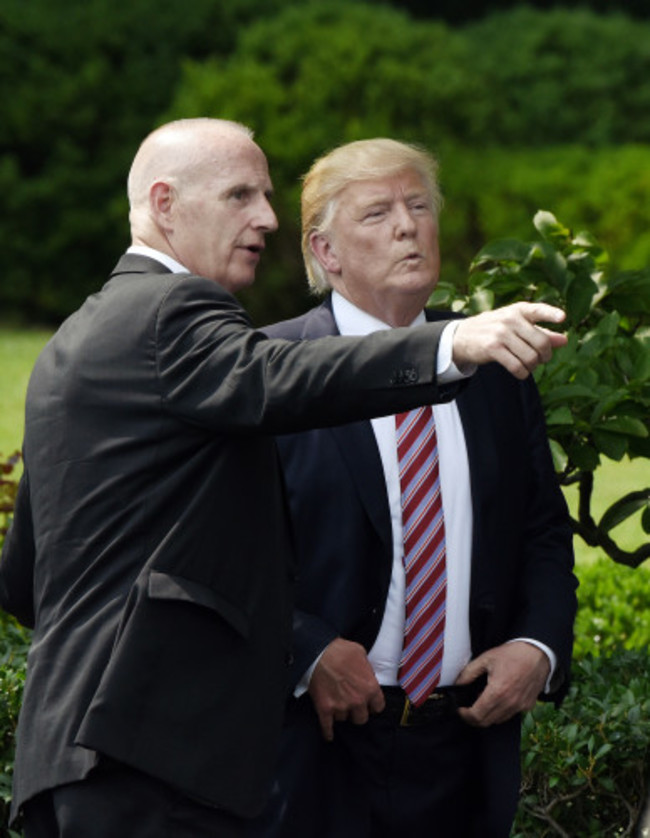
223, 183, 275, 200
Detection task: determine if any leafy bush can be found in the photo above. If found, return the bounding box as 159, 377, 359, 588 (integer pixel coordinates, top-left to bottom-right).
0, 612, 28, 838
0, 455, 28, 837
0, 455, 20, 544
574, 560, 650, 658
433, 210, 650, 567
514, 651, 650, 837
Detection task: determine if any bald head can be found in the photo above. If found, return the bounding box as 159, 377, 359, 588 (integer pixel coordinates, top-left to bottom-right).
127, 118, 254, 232
126, 117, 278, 292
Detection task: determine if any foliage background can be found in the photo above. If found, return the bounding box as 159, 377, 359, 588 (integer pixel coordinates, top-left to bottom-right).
3, 0, 650, 325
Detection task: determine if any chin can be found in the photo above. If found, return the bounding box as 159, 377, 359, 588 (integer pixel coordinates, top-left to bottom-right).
218, 273, 257, 295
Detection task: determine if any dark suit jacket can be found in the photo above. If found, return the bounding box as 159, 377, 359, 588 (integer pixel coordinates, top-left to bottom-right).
0, 256, 459, 820
263, 298, 577, 831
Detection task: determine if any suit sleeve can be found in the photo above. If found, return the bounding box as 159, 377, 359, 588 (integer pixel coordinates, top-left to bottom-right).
509, 377, 577, 701
0, 472, 36, 628
154, 276, 454, 435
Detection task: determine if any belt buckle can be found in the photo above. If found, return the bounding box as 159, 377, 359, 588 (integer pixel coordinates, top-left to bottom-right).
399, 696, 413, 727
400, 691, 446, 726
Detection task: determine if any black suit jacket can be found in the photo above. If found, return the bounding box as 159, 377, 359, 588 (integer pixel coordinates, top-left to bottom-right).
263, 298, 577, 830
0, 256, 459, 820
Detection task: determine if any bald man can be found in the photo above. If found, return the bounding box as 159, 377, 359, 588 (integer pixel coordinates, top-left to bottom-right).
0, 119, 567, 838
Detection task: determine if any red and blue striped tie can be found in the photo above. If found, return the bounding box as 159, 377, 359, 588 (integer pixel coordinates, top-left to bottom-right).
396, 406, 447, 707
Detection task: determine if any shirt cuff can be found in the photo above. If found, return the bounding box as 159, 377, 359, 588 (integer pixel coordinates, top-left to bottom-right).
436, 321, 477, 383
293, 650, 326, 698
509, 637, 558, 694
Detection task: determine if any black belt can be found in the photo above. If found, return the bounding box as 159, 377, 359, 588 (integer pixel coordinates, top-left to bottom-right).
379, 679, 485, 727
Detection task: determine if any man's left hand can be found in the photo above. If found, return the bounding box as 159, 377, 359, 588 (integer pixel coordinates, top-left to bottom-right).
454, 641, 550, 727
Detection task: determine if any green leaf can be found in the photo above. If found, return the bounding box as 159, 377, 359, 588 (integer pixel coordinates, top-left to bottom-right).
549, 439, 569, 472
530, 241, 569, 291
534, 210, 570, 243
592, 430, 628, 461
568, 442, 600, 471
595, 743, 613, 759
603, 269, 650, 316
566, 274, 599, 324
466, 288, 495, 314
643, 506, 650, 534
600, 490, 650, 532
595, 416, 648, 438
472, 238, 533, 268
543, 384, 596, 404
590, 391, 630, 425
573, 366, 599, 390
546, 406, 574, 426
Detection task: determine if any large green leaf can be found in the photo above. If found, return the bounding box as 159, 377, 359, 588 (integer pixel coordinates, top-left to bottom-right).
600, 491, 650, 533
593, 430, 628, 461
566, 273, 599, 325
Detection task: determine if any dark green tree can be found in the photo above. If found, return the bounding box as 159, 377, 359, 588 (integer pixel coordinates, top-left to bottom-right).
0, 0, 291, 322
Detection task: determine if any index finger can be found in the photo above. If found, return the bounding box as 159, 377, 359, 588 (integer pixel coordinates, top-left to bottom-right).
520, 303, 566, 326
318, 710, 335, 742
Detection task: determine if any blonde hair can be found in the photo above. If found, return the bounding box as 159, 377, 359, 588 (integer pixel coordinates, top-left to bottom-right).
301, 139, 442, 295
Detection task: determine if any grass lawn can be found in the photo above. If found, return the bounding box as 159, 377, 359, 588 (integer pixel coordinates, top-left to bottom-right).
0, 326, 53, 456
0, 324, 647, 567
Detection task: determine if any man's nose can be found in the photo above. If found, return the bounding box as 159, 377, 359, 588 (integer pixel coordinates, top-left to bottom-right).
256, 197, 279, 233
394, 204, 417, 236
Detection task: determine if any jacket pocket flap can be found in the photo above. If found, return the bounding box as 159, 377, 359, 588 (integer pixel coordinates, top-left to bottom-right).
148, 570, 249, 638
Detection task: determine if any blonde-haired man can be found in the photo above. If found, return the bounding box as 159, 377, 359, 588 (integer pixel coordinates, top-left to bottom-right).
258, 138, 577, 837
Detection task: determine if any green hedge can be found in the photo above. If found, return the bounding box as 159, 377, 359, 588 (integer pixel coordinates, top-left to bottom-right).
0, 613, 28, 838
574, 559, 650, 658
514, 651, 650, 836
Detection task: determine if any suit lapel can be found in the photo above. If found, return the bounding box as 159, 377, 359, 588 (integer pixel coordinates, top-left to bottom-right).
301, 301, 393, 556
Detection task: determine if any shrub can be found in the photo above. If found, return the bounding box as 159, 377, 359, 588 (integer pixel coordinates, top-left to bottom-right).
0, 612, 28, 838
514, 651, 650, 837
0, 455, 28, 837
574, 559, 650, 658
0, 455, 20, 545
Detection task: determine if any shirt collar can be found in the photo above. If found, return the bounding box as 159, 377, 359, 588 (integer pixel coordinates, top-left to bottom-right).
331, 290, 426, 337
127, 245, 189, 275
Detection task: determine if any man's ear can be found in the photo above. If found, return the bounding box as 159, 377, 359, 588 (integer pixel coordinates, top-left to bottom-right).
149, 180, 174, 231
309, 232, 341, 275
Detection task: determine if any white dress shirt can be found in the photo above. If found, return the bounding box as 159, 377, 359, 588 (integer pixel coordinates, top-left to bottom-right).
127, 244, 188, 274
332, 292, 474, 686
